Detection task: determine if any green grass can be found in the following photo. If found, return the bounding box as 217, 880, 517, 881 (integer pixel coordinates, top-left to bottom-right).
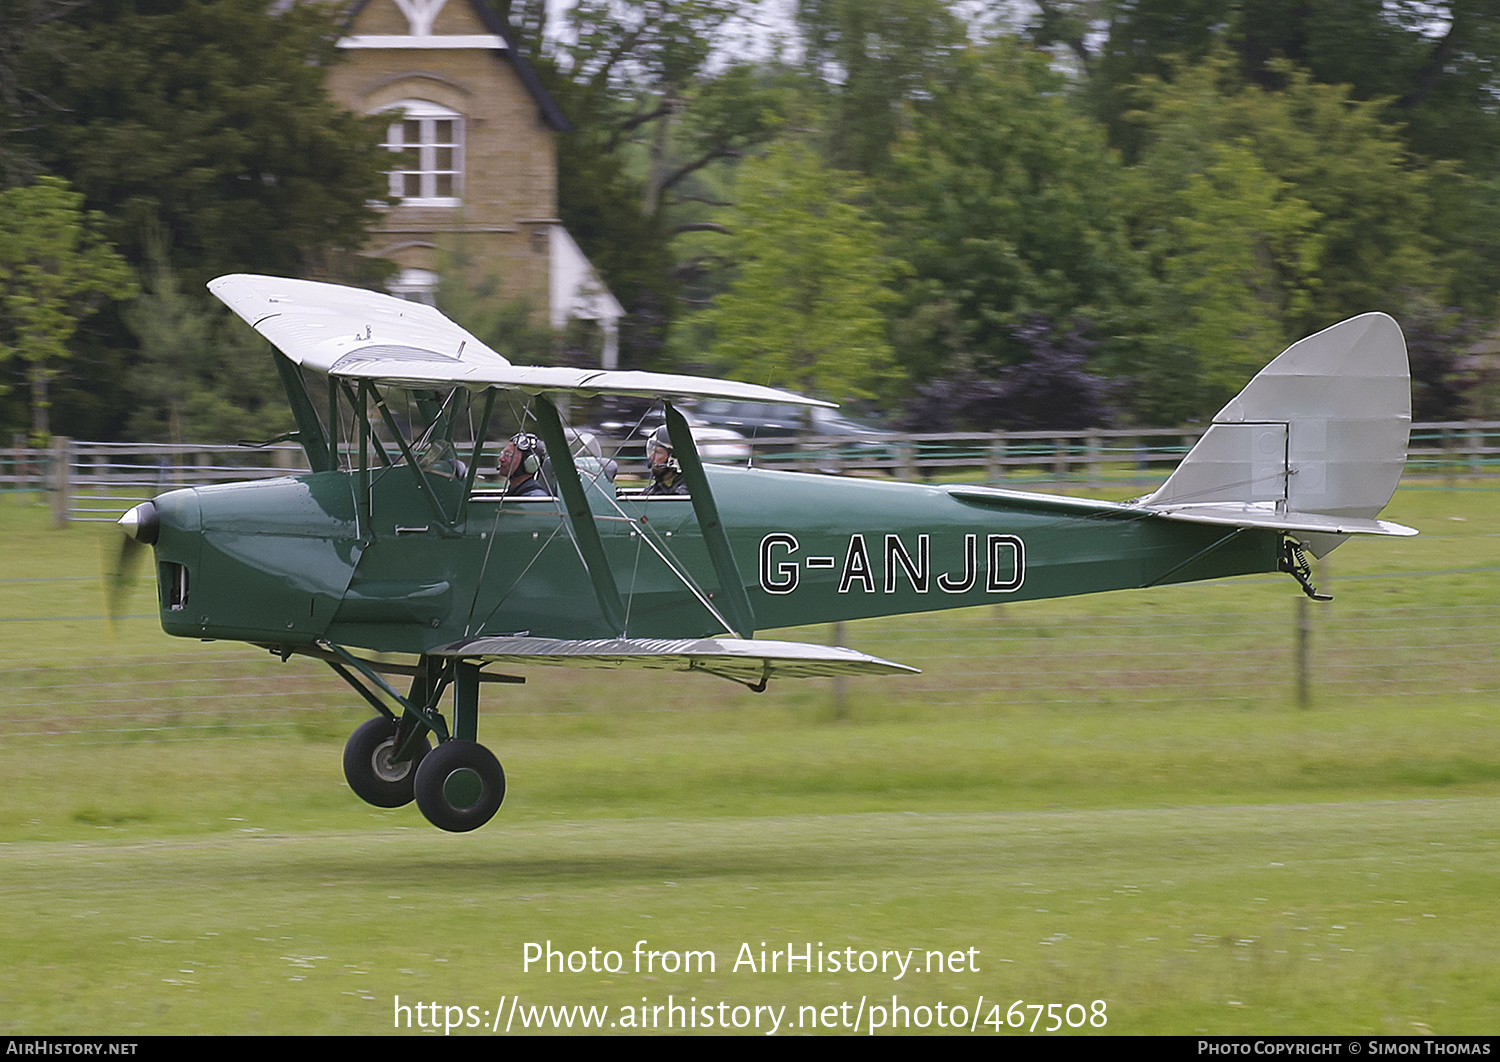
1, 794, 1496, 1034
0, 481, 1497, 1034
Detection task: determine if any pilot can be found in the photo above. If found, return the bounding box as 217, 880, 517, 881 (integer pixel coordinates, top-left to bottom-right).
643, 425, 688, 496
496, 432, 550, 498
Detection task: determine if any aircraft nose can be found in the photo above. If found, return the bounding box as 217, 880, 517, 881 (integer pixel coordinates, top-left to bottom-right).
118, 501, 160, 545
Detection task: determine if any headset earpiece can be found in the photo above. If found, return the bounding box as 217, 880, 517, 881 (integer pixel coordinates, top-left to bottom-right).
511, 432, 543, 476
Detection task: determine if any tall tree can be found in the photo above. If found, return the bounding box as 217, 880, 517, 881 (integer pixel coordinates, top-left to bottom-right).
700, 140, 903, 399
517, 0, 795, 368
1027, 2, 1500, 169
124, 235, 291, 446
2, 0, 392, 440
1122, 56, 1443, 419
0, 176, 136, 442
0, 0, 82, 187
876, 41, 1144, 383
125, 240, 212, 447
1022, 5, 1500, 416
20, 0, 390, 287
793, 0, 968, 173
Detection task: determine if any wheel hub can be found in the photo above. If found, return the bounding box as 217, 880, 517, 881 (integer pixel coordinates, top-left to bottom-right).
441, 767, 484, 810
371, 739, 412, 783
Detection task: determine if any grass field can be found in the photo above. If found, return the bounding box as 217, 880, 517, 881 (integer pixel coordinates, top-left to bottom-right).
0, 481, 1497, 1035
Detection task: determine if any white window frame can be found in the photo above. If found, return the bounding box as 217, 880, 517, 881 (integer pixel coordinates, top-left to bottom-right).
381, 99, 463, 206
388, 268, 440, 306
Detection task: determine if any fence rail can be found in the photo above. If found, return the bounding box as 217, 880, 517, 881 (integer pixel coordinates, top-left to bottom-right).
6, 421, 1500, 525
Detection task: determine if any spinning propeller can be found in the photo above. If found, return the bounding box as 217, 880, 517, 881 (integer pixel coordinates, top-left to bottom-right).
106, 501, 158, 629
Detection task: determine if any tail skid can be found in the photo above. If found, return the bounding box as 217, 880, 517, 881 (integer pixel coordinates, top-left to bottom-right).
1139, 313, 1416, 558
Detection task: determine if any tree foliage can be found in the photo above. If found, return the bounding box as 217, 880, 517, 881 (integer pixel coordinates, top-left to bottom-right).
701, 140, 903, 400
124, 236, 291, 445
1027, 2, 1500, 168
1022, 4, 1500, 420
432, 235, 554, 366
899, 316, 1115, 432
19, 0, 389, 287
877, 42, 1144, 383
0, 0, 80, 187
1121, 56, 1445, 418
1400, 302, 1487, 422
517, 0, 792, 368
793, 0, 968, 173
0, 0, 391, 440
6, 0, 1500, 439
0, 176, 135, 442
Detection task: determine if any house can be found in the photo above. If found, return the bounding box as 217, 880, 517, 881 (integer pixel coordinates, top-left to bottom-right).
326, 0, 623, 366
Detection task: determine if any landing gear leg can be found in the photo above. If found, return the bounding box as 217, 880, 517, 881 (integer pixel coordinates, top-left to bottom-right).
412, 661, 507, 831
321, 648, 518, 831
1281, 540, 1333, 601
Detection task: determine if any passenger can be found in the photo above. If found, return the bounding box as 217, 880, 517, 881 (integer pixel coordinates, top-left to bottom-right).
642, 425, 689, 496
496, 432, 550, 498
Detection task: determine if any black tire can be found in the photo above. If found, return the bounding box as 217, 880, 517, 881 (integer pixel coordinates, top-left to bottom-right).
343, 716, 431, 808
413, 739, 506, 833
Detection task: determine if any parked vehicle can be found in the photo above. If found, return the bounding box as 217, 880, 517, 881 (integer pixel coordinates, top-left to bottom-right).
691, 400, 885, 441
584, 396, 750, 464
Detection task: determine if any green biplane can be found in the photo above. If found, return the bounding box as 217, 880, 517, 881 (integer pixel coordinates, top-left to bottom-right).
114, 275, 1416, 831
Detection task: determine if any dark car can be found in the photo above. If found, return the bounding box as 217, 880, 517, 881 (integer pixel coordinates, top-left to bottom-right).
582, 395, 750, 466
689, 400, 898, 472
691, 400, 892, 444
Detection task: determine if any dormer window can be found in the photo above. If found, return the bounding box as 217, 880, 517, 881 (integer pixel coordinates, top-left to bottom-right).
383, 99, 463, 206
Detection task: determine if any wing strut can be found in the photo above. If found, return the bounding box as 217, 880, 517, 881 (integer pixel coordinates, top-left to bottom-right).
529, 397, 757, 640
271, 350, 335, 472
531, 396, 629, 635
664, 402, 757, 639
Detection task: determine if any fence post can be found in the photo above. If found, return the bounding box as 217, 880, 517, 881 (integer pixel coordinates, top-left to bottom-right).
830, 620, 848, 720
49, 436, 71, 528
1295, 596, 1311, 709
894, 440, 916, 482
12, 432, 30, 492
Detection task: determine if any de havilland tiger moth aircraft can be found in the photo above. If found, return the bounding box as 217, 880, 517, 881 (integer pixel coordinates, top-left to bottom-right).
111, 275, 1416, 831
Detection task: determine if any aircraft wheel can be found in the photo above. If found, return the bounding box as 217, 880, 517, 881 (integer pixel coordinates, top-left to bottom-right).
343, 716, 430, 808
413, 739, 506, 832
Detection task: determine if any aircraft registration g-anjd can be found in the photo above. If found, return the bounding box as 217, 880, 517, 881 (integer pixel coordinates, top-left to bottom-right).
114, 275, 1416, 831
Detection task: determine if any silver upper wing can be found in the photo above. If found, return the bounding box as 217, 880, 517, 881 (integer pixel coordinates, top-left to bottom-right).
209, 273, 832, 406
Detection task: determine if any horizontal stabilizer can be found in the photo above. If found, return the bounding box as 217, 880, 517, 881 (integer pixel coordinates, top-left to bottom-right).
1143, 502, 1417, 538
952, 485, 1417, 539
209, 273, 830, 406
429, 635, 919, 686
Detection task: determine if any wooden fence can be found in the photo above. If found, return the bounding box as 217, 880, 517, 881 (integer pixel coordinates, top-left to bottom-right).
5, 421, 1500, 525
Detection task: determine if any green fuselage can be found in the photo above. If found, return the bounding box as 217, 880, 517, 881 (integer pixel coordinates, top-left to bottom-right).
146, 463, 1283, 654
